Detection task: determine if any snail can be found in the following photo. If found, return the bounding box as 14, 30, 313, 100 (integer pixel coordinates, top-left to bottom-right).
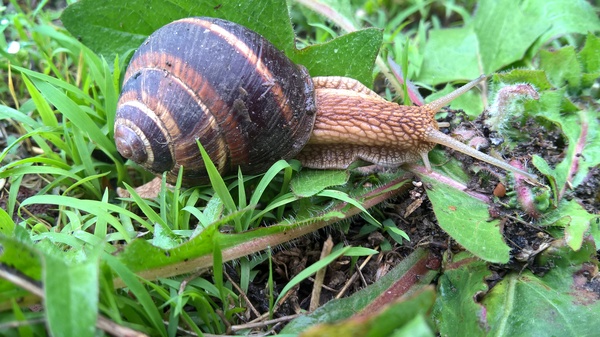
115, 17, 536, 186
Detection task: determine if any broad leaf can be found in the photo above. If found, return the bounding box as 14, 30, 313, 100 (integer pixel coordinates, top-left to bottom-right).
61, 0, 295, 58
435, 239, 600, 337
418, 0, 600, 85
422, 176, 510, 263
44, 251, 99, 337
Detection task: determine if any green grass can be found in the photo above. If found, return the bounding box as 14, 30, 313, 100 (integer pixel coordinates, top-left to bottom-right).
0, 0, 599, 336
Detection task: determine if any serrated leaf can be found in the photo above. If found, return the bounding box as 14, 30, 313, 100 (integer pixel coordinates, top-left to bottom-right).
0, 227, 42, 282
493, 69, 554, 91
579, 33, 600, 88
291, 170, 349, 197
0, 227, 100, 337
0, 234, 43, 308
422, 177, 510, 263
532, 102, 600, 191
579, 33, 600, 74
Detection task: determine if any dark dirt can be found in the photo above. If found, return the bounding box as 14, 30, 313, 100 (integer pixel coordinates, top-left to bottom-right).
0, 178, 58, 224
227, 182, 444, 329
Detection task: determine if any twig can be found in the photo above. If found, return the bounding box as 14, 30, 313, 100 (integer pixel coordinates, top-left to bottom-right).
224, 271, 261, 319
230, 313, 303, 332
335, 252, 376, 299
310, 235, 334, 311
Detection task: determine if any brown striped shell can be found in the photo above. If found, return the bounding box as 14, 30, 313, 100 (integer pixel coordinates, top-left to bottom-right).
115, 17, 317, 185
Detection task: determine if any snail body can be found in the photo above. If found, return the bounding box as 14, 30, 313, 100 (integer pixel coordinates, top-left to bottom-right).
115, 17, 535, 185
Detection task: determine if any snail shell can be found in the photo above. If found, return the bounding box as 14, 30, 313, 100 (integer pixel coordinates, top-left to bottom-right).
115, 17, 317, 185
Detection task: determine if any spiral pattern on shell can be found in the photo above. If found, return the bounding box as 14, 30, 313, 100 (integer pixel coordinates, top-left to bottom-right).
115, 17, 317, 185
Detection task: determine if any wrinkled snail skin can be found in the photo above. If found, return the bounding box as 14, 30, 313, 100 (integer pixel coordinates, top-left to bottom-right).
297, 77, 438, 169
115, 17, 537, 186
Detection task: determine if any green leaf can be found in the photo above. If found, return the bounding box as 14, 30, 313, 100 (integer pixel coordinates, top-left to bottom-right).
21, 75, 58, 128
0, 208, 15, 236
0, 227, 43, 282
44, 251, 99, 337
20, 195, 144, 241
21, 72, 118, 156
534, 0, 600, 43
61, 0, 295, 59
112, 174, 410, 286
104, 254, 168, 336
579, 33, 600, 74
123, 183, 175, 242
291, 170, 349, 198
579, 33, 600, 87
473, 0, 550, 74
344, 247, 378, 256
196, 140, 242, 232
0, 228, 101, 337
0, 105, 41, 130
61, 0, 381, 89
11, 299, 33, 337
493, 69, 554, 92
418, 26, 480, 84
422, 177, 510, 263
435, 240, 600, 337
418, 0, 550, 85
290, 28, 383, 86
317, 189, 381, 226
432, 253, 491, 336
539, 199, 598, 251
482, 240, 600, 336
531, 155, 560, 203
530, 102, 600, 192
418, 0, 600, 86
540, 46, 581, 90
